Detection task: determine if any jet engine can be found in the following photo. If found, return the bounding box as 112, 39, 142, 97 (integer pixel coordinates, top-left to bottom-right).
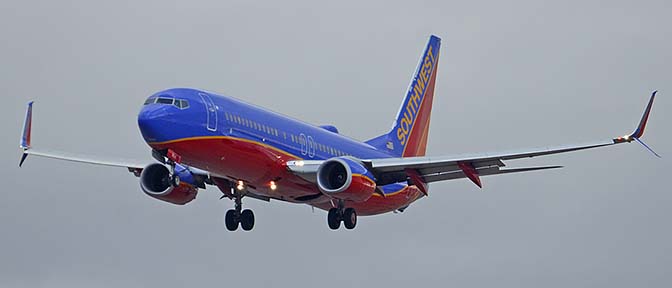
140, 163, 199, 205
316, 157, 376, 202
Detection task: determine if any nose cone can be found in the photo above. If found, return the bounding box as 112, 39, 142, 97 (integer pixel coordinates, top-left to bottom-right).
138, 105, 173, 143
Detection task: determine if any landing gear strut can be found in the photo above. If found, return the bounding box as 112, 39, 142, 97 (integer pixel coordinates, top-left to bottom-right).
327, 201, 357, 230
156, 149, 181, 188
223, 187, 255, 231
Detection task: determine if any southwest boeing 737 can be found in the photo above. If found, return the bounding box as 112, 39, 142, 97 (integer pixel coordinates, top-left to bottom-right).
19, 35, 659, 231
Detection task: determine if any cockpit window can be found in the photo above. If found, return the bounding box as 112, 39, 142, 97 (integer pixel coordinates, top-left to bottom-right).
176, 99, 190, 109
144, 96, 189, 109
156, 97, 174, 105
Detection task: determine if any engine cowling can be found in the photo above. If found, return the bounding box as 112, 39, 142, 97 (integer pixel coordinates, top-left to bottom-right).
140, 163, 198, 205
316, 157, 376, 202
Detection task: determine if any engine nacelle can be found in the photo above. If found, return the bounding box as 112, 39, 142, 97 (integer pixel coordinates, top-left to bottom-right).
140, 163, 198, 205
316, 157, 376, 202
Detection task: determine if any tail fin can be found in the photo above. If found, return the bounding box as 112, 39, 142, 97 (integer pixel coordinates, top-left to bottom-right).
366, 35, 441, 157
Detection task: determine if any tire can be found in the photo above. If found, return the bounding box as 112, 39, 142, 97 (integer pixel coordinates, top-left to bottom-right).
327, 208, 341, 230
343, 208, 357, 230
171, 175, 180, 187
225, 209, 239, 231
240, 209, 255, 231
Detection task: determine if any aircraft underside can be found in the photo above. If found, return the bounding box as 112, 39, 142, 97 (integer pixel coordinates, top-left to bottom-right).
150, 136, 425, 219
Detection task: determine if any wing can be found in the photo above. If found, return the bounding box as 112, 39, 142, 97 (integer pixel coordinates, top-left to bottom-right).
17, 102, 274, 202
288, 91, 660, 192
19, 101, 148, 176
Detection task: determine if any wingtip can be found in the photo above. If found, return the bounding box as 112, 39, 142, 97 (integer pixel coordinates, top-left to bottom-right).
634, 137, 662, 158
20, 101, 34, 150
625, 91, 657, 140
19, 152, 28, 167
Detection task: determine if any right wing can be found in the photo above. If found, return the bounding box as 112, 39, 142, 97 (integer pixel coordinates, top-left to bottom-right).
18, 102, 272, 201
19, 101, 147, 176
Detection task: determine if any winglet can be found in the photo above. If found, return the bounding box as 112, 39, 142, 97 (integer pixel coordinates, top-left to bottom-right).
612, 91, 660, 158
19, 101, 34, 167
20, 101, 34, 150
631, 90, 656, 139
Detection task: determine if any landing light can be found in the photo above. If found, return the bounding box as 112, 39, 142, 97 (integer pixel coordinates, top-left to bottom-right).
270, 181, 277, 191
236, 180, 245, 191
296, 161, 305, 167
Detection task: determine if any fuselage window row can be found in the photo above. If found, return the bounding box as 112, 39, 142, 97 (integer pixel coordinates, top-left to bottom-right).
224, 112, 353, 157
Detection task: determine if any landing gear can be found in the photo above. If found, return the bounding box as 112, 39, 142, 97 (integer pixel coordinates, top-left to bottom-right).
223, 187, 255, 231
225, 209, 239, 231
157, 149, 182, 188
343, 208, 357, 230
240, 209, 255, 231
327, 208, 341, 230
224, 209, 255, 231
327, 201, 357, 230
170, 175, 180, 187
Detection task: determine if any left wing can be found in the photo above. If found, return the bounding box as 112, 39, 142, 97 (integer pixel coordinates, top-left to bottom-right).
288, 91, 660, 192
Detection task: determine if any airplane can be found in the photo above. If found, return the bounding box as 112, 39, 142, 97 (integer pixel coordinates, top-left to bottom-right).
18, 35, 660, 231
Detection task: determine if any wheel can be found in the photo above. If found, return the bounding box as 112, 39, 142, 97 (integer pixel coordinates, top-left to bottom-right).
171, 175, 180, 187
240, 209, 255, 231
225, 209, 239, 231
343, 208, 357, 230
327, 208, 341, 230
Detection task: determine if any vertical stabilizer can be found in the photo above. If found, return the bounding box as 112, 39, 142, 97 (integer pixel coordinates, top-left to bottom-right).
366, 35, 441, 157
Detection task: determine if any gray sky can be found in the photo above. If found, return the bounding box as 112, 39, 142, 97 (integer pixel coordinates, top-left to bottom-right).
1, 0, 670, 287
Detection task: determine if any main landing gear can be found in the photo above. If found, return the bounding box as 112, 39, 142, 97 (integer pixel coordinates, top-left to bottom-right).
223, 186, 255, 231
327, 201, 357, 230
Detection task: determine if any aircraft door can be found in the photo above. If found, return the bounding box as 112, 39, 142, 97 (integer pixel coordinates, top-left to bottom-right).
199, 93, 218, 131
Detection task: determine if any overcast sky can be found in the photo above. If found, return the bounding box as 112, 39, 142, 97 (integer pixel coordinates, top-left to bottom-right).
1, 1, 670, 287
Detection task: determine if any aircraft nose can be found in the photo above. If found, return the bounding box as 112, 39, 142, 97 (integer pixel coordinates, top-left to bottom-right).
138, 105, 172, 142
